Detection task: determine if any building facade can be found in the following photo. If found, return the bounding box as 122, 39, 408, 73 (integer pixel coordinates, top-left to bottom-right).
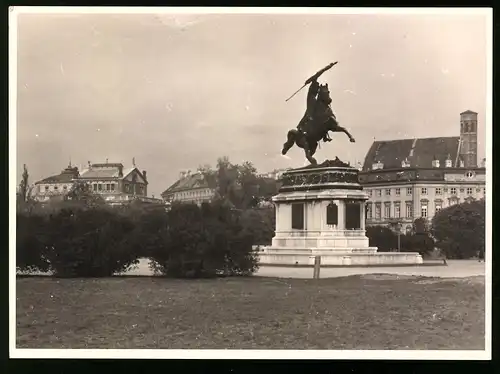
33, 160, 163, 206
33, 164, 80, 202
161, 170, 216, 205
359, 110, 485, 233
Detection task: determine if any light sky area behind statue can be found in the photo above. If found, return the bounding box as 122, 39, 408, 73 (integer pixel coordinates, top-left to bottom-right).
15, 11, 488, 196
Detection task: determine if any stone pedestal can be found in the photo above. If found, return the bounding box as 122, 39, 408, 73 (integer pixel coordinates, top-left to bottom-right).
258, 160, 423, 266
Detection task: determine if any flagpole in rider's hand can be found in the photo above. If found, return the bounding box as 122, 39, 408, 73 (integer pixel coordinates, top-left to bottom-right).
285, 62, 338, 102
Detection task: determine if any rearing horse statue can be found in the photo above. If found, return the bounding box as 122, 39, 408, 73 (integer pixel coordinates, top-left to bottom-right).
281, 63, 356, 165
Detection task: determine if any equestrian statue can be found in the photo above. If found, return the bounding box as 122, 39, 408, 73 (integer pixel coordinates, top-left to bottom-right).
281, 62, 356, 165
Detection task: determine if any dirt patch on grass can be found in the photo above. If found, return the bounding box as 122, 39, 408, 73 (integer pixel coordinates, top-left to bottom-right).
413, 276, 485, 285
359, 274, 419, 281
16, 275, 485, 350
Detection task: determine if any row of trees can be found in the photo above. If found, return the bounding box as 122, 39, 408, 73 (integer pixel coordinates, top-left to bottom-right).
16, 158, 277, 277
366, 199, 485, 259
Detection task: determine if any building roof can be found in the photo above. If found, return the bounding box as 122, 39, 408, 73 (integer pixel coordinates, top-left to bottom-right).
79, 163, 146, 183
79, 163, 125, 179
35, 165, 79, 185
362, 136, 461, 171
161, 172, 216, 196
460, 110, 478, 115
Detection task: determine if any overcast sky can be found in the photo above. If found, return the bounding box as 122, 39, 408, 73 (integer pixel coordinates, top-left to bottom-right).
15, 10, 488, 196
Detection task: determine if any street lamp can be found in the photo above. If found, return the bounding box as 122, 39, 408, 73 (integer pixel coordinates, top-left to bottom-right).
396, 222, 402, 252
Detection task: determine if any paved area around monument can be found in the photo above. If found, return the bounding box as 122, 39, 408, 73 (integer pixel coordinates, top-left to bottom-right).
124, 258, 485, 279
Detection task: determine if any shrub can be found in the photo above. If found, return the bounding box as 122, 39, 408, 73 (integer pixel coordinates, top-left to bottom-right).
431, 200, 485, 259
149, 202, 259, 278
400, 233, 435, 257
16, 213, 51, 273
240, 207, 275, 246
43, 207, 139, 277
366, 226, 398, 251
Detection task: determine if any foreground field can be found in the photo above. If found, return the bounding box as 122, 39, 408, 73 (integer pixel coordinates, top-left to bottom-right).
16, 275, 485, 350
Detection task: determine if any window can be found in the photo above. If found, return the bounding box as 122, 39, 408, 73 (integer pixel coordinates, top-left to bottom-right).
466, 171, 474, 178
326, 202, 338, 226
54, 186, 58, 190
345, 202, 361, 229
98, 184, 103, 191
385, 189, 391, 196
407, 187, 412, 195
377, 189, 382, 197
106, 184, 111, 191
450, 187, 457, 195
394, 203, 401, 218
395, 188, 400, 196
421, 204, 428, 218
93, 184, 98, 191
375, 203, 381, 219
435, 201, 442, 213
435, 187, 442, 195
406, 203, 413, 218
367, 190, 372, 197
467, 187, 473, 195
45, 185, 49, 191
421, 188, 427, 195
291, 203, 305, 230
111, 184, 115, 191
366, 204, 372, 219
384, 204, 391, 219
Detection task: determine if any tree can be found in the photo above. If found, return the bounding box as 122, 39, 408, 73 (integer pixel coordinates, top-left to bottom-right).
412, 217, 430, 235
431, 200, 485, 259
17, 164, 40, 215
65, 180, 106, 208
198, 157, 278, 210
404, 217, 435, 257
18, 164, 30, 202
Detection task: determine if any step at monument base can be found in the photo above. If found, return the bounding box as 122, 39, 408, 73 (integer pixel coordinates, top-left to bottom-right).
258, 246, 424, 266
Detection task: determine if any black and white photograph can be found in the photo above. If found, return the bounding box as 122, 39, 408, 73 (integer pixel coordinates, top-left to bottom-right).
10, 7, 491, 359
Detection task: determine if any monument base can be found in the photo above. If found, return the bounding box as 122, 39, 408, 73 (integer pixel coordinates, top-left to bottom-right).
259, 159, 423, 268
257, 246, 423, 267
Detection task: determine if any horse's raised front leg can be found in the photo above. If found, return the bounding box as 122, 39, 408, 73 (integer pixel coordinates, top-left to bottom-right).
282, 129, 297, 155
338, 125, 356, 143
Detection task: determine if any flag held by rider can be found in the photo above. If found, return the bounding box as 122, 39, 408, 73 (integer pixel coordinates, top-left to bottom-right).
285, 62, 338, 102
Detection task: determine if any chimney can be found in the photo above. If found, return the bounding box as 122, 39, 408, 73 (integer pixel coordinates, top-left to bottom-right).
142, 170, 147, 180
445, 154, 452, 168
88, 161, 92, 169
118, 164, 123, 177
431, 156, 440, 168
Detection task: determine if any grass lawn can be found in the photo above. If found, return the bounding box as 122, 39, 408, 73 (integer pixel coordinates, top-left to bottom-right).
16, 274, 485, 350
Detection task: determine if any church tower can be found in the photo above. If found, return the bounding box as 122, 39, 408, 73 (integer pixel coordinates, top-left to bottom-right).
459, 110, 478, 168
